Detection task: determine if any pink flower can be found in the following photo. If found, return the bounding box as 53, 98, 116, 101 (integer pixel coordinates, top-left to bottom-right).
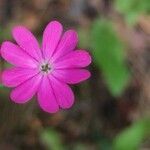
1, 21, 91, 113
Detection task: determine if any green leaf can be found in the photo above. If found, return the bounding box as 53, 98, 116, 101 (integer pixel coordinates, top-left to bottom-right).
40, 128, 65, 150
91, 19, 130, 96
114, 0, 150, 25
113, 118, 150, 150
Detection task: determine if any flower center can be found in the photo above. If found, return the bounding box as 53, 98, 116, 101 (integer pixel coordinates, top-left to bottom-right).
41, 63, 51, 73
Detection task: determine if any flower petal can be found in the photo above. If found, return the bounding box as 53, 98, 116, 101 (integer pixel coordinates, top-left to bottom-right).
52, 69, 91, 84
37, 75, 59, 113
42, 21, 63, 60
51, 30, 78, 62
12, 26, 42, 60
49, 75, 74, 109
1, 41, 38, 68
54, 50, 91, 69
2, 67, 39, 87
10, 73, 42, 103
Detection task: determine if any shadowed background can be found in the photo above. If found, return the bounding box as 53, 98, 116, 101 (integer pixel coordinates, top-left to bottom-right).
0, 0, 150, 149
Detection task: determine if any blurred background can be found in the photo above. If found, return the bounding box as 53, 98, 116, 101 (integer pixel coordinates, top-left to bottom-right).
0, 0, 150, 149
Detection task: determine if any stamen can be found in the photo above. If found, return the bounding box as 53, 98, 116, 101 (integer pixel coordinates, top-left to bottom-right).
41, 63, 51, 73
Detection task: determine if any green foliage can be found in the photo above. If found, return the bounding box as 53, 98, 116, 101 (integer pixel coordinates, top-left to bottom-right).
91, 19, 130, 96
114, 0, 150, 25
40, 128, 65, 150
113, 118, 150, 150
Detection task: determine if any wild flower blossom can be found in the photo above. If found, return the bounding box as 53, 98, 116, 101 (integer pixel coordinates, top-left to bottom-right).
1, 21, 91, 113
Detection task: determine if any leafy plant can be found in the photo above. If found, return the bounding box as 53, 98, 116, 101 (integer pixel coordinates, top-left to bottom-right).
113, 118, 150, 150
91, 19, 130, 96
